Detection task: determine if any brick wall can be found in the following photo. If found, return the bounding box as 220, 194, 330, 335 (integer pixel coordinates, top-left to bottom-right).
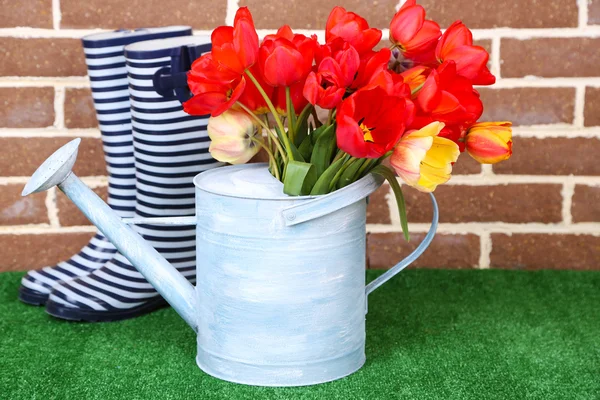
0, 0, 598, 272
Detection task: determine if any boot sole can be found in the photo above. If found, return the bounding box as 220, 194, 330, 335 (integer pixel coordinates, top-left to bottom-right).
45, 296, 169, 322
18, 287, 49, 306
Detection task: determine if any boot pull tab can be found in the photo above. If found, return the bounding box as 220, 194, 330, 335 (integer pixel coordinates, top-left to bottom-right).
152, 42, 212, 104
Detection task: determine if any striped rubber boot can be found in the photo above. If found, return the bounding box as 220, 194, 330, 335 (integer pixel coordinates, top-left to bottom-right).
46, 35, 223, 321
19, 27, 194, 306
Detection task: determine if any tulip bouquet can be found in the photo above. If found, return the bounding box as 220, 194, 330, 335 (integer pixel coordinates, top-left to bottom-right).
184, 2, 513, 240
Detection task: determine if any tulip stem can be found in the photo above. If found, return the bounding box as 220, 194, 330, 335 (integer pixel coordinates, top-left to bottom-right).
236, 101, 287, 164
285, 87, 296, 144
244, 69, 295, 162
329, 156, 357, 190
251, 137, 280, 180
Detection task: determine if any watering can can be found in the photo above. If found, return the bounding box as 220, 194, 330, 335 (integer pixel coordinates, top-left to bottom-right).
23, 138, 438, 386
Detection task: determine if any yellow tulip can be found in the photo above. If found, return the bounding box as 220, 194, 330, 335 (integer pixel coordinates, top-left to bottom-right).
207, 109, 262, 165
390, 121, 460, 193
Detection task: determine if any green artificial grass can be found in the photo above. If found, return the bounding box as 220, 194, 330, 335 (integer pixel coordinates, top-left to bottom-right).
1, 270, 599, 399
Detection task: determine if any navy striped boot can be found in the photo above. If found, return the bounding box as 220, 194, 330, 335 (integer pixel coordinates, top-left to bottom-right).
46, 36, 223, 321
19, 27, 193, 305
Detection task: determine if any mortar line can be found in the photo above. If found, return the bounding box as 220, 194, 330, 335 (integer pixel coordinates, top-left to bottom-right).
2, 27, 600, 39
53, 86, 65, 129
366, 223, 600, 235
0, 128, 101, 138
574, 84, 586, 127
491, 36, 501, 78
225, 0, 240, 25
52, 0, 61, 30
478, 232, 492, 269
561, 179, 576, 225
0, 176, 108, 185
578, 0, 589, 28
384, 182, 400, 226
45, 187, 61, 228
0, 225, 97, 235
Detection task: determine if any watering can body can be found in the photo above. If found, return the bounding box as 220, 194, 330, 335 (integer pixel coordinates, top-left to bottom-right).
194, 164, 371, 385
22, 139, 438, 387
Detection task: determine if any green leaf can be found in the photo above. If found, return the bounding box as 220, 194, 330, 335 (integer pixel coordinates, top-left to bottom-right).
310, 125, 336, 177
310, 124, 329, 145
288, 141, 305, 163
283, 161, 317, 196
337, 158, 366, 189
294, 105, 313, 147
370, 165, 410, 242
310, 155, 349, 195
298, 135, 314, 162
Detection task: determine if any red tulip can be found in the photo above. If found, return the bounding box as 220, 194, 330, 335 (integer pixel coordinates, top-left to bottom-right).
303, 44, 360, 109
435, 21, 495, 86
259, 25, 317, 87
336, 86, 410, 158
211, 7, 259, 74
389, 0, 441, 63
351, 48, 391, 90
184, 53, 246, 117
414, 61, 482, 126
325, 6, 382, 56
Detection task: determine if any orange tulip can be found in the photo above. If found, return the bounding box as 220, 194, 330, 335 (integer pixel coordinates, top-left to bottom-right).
465, 122, 513, 164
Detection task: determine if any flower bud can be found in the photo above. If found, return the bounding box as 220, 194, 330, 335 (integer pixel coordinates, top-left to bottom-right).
466, 122, 512, 164
207, 109, 261, 164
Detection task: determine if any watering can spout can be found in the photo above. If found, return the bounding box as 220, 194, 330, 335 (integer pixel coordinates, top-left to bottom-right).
22, 139, 198, 332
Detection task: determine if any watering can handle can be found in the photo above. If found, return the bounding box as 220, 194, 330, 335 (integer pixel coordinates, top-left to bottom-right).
365, 192, 438, 297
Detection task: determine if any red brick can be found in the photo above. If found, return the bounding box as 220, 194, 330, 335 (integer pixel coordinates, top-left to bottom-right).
0, 184, 48, 225
453, 155, 482, 175
501, 38, 600, 78
0, 87, 54, 128
571, 185, 600, 222
0, 0, 53, 28
588, 0, 600, 25
404, 184, 563, 223
584, 87, 600, 127
367, 184, 390, 224
493, 138, 600, 176
57, 186, 107, 226
367, 232, 480, 269
61, 0, 226, 30
0, 137, 106, 177
0, 38, 86, 77
490, 234, 600, 270
64, 88, 97, 129
240, 0, 396, 29
0, 233, 95, 272
478, 88, 575, 126
419, 0, 577, 29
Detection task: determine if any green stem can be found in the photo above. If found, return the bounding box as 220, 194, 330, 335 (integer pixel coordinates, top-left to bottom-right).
244, 69, 294, 162
332, 149, 346, 164
236, 102, 287, 164
251, 137, 280, 180
329, 156, 356, 190
285, 86, 295, 144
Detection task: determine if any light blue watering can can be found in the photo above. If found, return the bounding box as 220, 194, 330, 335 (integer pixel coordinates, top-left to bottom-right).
23, 138, 438, 386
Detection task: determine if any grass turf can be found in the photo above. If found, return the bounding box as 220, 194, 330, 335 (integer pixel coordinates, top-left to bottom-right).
1, 269, 599, 399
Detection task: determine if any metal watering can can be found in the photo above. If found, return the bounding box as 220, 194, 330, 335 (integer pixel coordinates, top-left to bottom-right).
23, 138, 439, 387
